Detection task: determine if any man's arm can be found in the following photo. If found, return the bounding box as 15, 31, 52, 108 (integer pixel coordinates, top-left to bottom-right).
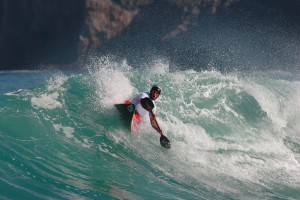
149, 111, 163, 134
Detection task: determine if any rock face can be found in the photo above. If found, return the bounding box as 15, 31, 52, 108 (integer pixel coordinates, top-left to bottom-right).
0, 0, 299, 70
0, 0, 84, 69
80, 0, 152, 53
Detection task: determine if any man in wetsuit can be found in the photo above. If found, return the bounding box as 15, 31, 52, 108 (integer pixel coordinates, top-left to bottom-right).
131, 85, 162, 134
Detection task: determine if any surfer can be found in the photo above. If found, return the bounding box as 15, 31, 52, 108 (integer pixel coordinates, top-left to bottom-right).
131, 85, 163, 134
116, 84, 170, 148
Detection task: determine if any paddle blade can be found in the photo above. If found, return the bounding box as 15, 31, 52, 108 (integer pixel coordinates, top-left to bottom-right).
160, 135, 171, 149
140, 98, 154, 111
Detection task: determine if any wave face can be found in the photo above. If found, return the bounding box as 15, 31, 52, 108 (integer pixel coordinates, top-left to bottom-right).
1, 59, 300, 199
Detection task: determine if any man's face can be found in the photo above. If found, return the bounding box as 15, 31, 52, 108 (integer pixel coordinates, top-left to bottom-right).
151, 90, 160, 100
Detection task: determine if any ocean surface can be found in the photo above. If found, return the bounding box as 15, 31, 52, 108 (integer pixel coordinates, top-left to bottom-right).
0, 58, 300, 199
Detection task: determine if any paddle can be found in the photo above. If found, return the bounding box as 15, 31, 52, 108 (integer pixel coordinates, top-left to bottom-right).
141, 98, 171, 149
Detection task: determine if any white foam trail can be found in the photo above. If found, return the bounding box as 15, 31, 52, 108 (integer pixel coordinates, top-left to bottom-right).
31, 92, 62, 109
53, 124, 91, 148
4, 89, 23, 96
53, 124, 75, 139
31, 74, 68, 110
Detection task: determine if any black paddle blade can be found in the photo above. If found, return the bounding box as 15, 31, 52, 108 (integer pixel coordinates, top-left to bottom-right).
140, 98, 154, 111
160, 135, 171, 149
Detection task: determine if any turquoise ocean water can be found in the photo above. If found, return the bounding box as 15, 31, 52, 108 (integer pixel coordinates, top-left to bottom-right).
0, 58, 300, 199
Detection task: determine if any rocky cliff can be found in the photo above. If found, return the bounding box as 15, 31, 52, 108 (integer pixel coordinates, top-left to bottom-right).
0, 0, 299, 70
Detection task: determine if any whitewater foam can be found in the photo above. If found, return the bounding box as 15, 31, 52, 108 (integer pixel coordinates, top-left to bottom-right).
31, 92, 62, 109
1, 67, 300, 199
88, 57, 135, 109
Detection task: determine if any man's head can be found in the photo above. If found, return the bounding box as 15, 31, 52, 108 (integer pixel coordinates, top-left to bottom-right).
150, 85, 161, 100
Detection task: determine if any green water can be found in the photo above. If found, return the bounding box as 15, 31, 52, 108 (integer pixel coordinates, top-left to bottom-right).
0, 59, 300, 199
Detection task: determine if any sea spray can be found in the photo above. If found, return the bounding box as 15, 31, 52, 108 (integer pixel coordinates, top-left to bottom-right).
0, 63, 300, 199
